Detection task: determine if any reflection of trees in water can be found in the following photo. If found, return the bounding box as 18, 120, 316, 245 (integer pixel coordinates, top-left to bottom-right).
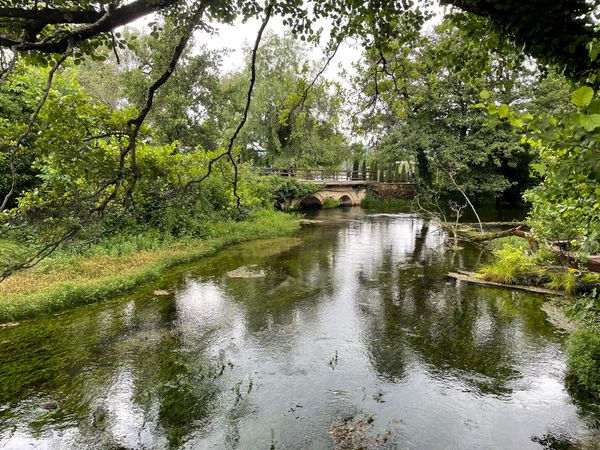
0, 294, 228, 448
217, 226, 340, 337
356, 219, 559, 395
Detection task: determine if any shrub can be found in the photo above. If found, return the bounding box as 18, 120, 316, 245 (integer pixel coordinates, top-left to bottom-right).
267, 178, 321, 210
566, 329, 600, 397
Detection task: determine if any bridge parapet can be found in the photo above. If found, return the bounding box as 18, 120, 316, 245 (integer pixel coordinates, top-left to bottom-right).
258, 167, 416, 183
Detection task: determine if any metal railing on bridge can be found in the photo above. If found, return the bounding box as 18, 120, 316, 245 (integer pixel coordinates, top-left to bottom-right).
257, 167, 416, 183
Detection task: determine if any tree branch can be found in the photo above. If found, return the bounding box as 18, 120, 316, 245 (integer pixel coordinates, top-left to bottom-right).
96, 4, 206, 212
0, 0, 180, 54
183, 2, 273, 210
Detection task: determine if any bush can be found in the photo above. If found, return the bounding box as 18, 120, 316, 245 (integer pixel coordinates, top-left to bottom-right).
361, 194, 414, 212
546, 270, 578, 295
566, 329, 600, 397
266, 177, 321, 210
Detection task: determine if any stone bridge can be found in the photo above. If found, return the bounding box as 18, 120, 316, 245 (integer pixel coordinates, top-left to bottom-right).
296, 181, 368, 208
259, 167, 418, 208
293, 180, 417, 208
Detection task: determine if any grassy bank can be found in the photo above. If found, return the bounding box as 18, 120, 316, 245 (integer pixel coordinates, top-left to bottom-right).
0, 209, 300, 324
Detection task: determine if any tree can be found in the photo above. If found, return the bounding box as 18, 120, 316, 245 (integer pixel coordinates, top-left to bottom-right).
352, 15, 536, 204
0, 1, 596, 79
223, 33, 349, 167
485, 84, 600, 255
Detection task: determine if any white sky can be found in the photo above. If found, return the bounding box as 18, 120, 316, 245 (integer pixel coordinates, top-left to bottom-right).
200, 16, 363, 82
130, 3, 446, 84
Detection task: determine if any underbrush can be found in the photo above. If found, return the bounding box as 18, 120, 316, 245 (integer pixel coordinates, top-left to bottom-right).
0, 209, 300, 323
361, 193, 414, 212
566, 329, 600, 398
478, 244, 537, 284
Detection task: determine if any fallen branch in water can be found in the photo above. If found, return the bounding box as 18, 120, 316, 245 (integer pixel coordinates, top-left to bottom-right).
457, 225, 538, 252
447, 271, 564, 296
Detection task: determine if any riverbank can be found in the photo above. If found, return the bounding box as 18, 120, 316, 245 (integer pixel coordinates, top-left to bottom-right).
0, 209, 300, 324
472, 236, 600, 398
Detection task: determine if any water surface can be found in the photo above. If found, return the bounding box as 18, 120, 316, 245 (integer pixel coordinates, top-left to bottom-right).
0, 209, 598, 449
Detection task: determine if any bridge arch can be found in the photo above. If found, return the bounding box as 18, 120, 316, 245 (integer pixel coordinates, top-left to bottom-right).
300, 194, 324, 208
339, 194, 353, 206
297, 190, 362, 208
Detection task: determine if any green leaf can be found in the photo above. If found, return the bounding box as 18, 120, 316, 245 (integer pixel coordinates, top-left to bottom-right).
509, 118, 524, 128
580, 114, 600, 131
530, 162, 546, 175
479, 90, 490, 100
588, 99, 600, 114
498, 104, 509, 119
571, 86, 594, 108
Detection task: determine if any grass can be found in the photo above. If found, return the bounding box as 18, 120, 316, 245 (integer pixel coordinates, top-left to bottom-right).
546, 269, 579, 295
478, 244, 536, 284
0, 209, 300, 323
322, 197, 341, 209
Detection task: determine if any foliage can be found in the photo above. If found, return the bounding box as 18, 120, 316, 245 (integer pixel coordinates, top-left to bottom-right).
224, 33, 350, 167
352, 15, 536, 205
322, 197, 341, 209
1, 1, 597, 77
361, 194, 414, 212
545, 270, 579, 296
264, 177, 321, 210
483, 81, 600, 255
566, 329, 600, 397
567, 290, 600, 328
478, 244, 536, 284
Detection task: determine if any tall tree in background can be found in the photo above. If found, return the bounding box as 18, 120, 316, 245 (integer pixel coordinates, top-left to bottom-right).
221, 34, 349, 167
353, 14, 537, 205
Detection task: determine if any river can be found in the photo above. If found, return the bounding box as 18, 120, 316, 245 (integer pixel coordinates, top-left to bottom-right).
0, 208, 598, 449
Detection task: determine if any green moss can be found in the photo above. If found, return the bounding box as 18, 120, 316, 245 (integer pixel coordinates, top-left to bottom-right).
0, 210, 300, 323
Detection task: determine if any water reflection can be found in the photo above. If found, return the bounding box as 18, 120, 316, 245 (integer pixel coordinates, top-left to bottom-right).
0, 212, 598, 449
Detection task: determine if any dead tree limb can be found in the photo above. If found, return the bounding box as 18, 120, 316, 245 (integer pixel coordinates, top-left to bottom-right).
459, 225, 538, 251
447, 171, 483, 233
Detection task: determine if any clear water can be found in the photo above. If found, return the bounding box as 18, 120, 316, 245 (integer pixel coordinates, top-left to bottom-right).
0, 209, 598, 449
